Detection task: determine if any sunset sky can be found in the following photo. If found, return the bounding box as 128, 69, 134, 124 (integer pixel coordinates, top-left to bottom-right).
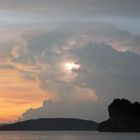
0, 0, 140, 123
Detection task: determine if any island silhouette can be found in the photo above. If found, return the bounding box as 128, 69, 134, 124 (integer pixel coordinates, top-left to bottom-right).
98, 99, 140, 132
0, 118, 98, 131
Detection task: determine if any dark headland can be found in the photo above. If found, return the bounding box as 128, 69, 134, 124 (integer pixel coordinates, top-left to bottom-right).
98, 99, 140, 132
0, 118, 98, 131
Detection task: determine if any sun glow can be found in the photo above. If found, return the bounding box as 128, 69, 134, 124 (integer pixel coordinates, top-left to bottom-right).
64, 62, 80, 72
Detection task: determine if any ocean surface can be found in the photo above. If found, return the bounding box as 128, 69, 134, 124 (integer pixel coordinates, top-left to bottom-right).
0, 131, 140, 140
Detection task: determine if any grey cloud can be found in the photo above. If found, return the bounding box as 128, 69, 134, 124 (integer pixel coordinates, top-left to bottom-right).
20, 42, 140, 122
0, 63, 15, 70
10, 22, 140, 121
0, 0, 140, 18
0, 42, 16, 62
21, 100, 108, 122
69, 42, 140, 101
10, 22, 140, 60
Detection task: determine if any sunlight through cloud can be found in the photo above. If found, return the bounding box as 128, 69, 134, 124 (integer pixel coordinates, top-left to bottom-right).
64, 61, 80, 72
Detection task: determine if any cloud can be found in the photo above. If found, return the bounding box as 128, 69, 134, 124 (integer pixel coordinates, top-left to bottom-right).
9, 22, 140, 121
70, 42, 140, 101
0, 63, 15, 70
0, 0, 140, 18
21, 99, 106, 122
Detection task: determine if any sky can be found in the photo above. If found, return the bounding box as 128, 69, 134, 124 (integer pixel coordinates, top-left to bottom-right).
0, 0, 140, 123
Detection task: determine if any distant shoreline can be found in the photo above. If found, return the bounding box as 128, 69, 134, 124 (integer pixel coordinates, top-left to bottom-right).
0, 118, 98, 131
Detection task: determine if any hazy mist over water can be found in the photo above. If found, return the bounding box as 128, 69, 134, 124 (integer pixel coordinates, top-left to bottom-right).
0, 131, 140, 140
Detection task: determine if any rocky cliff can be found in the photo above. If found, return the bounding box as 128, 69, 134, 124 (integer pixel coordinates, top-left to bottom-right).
98, 99, 140, 132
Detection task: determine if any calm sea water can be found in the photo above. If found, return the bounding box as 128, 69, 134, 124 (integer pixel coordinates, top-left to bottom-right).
0, 131, 140, 140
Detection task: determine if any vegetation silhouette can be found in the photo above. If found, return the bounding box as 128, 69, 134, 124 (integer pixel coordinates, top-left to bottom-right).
98, 98, 140, 132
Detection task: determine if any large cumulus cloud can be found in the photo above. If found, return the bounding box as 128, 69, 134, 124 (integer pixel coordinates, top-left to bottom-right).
9, 22, 140, 121
21, 100, 104, 122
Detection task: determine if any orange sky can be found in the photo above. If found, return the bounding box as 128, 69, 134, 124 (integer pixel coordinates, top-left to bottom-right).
0, 68, 49, 123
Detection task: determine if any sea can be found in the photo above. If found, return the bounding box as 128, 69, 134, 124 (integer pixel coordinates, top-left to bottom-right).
0, 131, 140, 140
